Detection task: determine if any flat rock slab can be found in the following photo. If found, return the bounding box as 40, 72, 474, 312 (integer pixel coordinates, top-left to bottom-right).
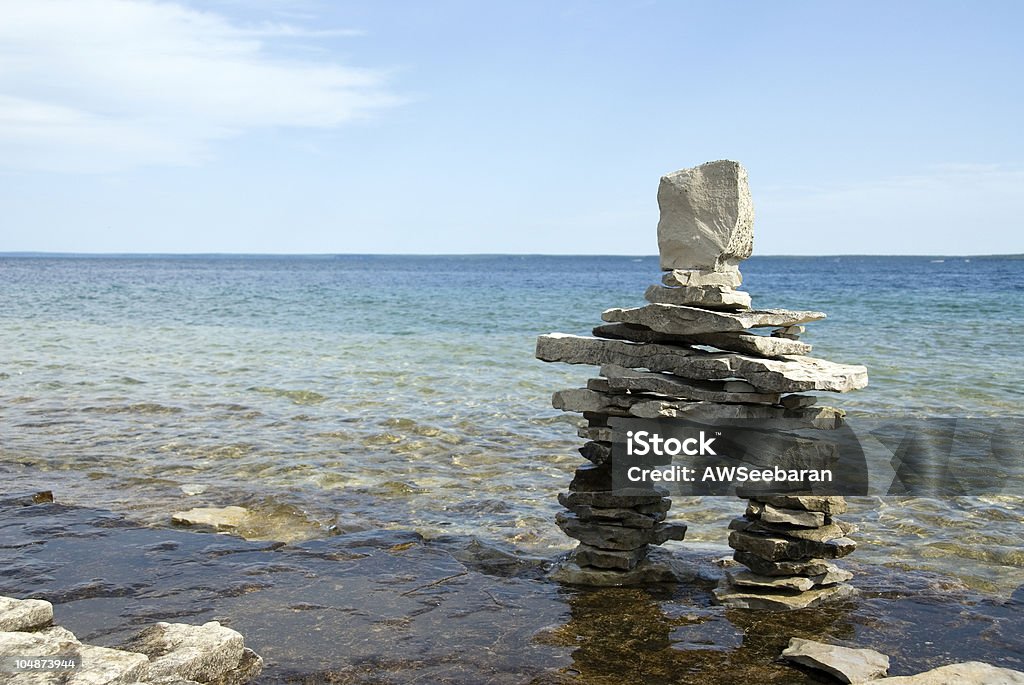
0, 596, 53, 631
171, 507, 250, 532
713, 579, 856, 611
750, 495, 848, 515
881, 662, 1024, 684
732, 551, 839, 578
599, 364, 780, 404
595, 324, 811, 358
550, 547, 694, 586
552, 387, 845, 431
657, 160, 754, 271
729, 530, 857, 561
644, 284, 751, 311
537, 334, 868, 394
781, 637, 889, 683
662, 268, 742, 288
603, 303, 826, 336
123, 620, 246, 683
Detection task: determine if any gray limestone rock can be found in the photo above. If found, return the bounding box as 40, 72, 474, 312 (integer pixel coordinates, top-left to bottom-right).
728, 530, 857, 561
602, 303, 826, 336
564, 504, 664, 529
595, 323, 811, 358
568, 463, 614, 492
550, 547, 693, 586
657, 160, 754, 271
552, 387, 844, 430
729, 518, 855, 543
599, 364, 780, 404
780, 394, 818, 409
571, 544, 648, 570
644, 284, 751, 311
536, 334, 869, 394
747, 502, 826, 528
1, 627, 151, 684
714, 579, 856, 610
171, 507, 249, 532
726, 570, 817, 592
123, 621, 245, 683
781, 638, 890, 683
578, 441, 613, 465
662, 268, 742, 288
750, 495, 848, 515
732, 551, 839, 577
577, 425, 615, 442
558, 491, 668, 508
209, 648, 263, 685
555, 513, 656, 550
0, 596, 53, 631
879, 662, 1024, 684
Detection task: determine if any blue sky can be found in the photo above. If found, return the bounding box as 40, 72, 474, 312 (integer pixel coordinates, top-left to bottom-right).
1, 0, 1021, 255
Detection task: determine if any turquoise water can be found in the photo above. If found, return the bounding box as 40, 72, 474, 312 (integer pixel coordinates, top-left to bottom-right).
1, 255, 1022, 591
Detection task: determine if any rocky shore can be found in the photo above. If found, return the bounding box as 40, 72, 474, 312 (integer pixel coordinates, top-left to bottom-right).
0, 594, 262, 684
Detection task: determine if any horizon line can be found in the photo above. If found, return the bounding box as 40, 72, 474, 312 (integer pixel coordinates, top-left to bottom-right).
0, 251, 1021, 259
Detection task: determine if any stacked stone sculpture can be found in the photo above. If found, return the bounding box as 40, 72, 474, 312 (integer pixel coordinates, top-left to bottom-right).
536, 160, 869, 606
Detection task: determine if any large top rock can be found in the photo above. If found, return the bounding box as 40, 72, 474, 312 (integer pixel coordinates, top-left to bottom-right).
657, 160, 754, 271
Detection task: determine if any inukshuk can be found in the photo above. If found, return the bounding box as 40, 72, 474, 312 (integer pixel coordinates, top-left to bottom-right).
536, 160, 869, 605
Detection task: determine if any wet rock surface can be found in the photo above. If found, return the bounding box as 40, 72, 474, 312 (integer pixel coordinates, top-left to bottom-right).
2, 500, 1023, 684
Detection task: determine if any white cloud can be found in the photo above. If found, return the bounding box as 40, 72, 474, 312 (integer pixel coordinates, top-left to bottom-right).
0, 0, 401, 172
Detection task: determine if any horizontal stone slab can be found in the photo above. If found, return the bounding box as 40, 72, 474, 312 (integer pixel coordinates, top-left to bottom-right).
572, 543, 648, 570
552, 388, 845, 430
644, 284, 751, 311
729, 517, 855, 542
662, 268, 742, 288
729, 530, 857, 561
594, 323, 811, 358
732, 551, 840, 577
602, 303, 826, 336
726, 569, 817, 592
749, 495, 848, 515
782, 638, 889, 684
556, 513, 685, 550
562, 504, 665, 529
599, 364, 780, 404
558, 491, 669, 508
536, 334, 868, 393
714, 579, 856, 610
746, 501, 826, 528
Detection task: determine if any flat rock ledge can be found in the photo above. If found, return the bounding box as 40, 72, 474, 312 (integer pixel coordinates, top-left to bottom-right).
549, 547, 694, 587
779, 638, 1024, 684
0, 595, 262, 685
781, 637, 889, 683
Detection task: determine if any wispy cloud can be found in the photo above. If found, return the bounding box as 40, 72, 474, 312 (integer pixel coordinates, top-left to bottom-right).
0, 0, 401, 172
757, 165, 1024, 255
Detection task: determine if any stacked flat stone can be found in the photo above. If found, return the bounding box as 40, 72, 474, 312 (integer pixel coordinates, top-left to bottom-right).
536, 160, 868, 598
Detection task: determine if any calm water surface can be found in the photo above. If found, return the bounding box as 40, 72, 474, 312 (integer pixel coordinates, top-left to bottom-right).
1, 255, 1022, 594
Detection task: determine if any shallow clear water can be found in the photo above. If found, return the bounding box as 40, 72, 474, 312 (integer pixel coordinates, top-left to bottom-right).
1, 255, 1022, 593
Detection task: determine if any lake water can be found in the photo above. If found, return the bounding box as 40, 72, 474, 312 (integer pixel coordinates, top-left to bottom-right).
1, 254, 1022, 593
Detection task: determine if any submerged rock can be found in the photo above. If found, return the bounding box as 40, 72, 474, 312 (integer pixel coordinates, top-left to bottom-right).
781, 637, 889, 683
171, 507, 249, 532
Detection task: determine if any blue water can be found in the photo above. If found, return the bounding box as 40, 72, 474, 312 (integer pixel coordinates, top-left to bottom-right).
1, 255, 1022, 591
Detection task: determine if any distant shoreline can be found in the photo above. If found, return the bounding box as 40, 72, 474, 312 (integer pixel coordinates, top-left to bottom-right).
2, 252, 1022, 260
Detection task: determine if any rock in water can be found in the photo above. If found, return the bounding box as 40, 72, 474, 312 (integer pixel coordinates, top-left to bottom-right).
781, 637, 890, 683
171, 506, 249, 532
657, 160, 754, 271
123, 620, 248, 682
